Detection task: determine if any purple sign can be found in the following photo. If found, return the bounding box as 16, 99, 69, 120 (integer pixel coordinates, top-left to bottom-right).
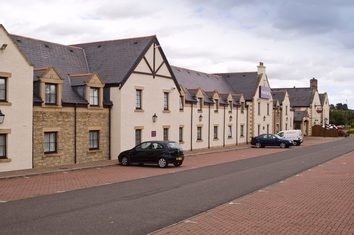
151, 131, 156, 137
259, 86, 271, 99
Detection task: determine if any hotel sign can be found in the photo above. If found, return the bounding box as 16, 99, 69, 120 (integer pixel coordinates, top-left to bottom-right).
259, 86, 271, 99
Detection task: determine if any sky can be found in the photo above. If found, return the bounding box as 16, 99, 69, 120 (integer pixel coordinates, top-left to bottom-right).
1, 0, 353, 108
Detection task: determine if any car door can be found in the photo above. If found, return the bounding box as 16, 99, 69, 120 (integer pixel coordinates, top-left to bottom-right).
131, 142, 151, 163
146, 142, 164, 163
262, 134, 272, 146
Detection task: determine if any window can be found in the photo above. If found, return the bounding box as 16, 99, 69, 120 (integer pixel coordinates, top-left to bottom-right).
89, 88, 99, 106
163, 92, 169, 110
179, 127, 183, 143
257, 124, 260, 136
240, 125, 244, 137
286, 123, 288, 130
267, 124, 269, 134
198, 98, 203, 111
0, 134, 6, 159
89, 130, 99, 150
0, 77, 7, 101
136, 89, 142, 110
229, 101, 232, 112
135, 129, 142, 145
286, 105, 288, 115
215, 99, 219, 112
163, 128, 169, 141
179, 96, 184, 111
45, 84, 57, 104
44, 132, 57, 153
258, 102, 261, 115
241, 102, 245, 114
197, 126, 202, 141
213, 126, 218, 140
228, 125, 232, 138
267, 103, 270, 116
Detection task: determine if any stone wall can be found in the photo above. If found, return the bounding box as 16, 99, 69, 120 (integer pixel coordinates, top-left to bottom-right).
33, 106, 109, 168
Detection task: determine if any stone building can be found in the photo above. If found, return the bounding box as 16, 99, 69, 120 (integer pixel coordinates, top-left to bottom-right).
271, 89, 293, 133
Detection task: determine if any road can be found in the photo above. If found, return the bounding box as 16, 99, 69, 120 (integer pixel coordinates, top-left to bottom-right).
1, 137, 353, 235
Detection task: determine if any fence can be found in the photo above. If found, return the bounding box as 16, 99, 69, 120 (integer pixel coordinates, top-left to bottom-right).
312, 125, 339, 137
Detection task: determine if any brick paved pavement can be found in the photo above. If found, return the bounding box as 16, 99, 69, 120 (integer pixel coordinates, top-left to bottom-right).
153, 149, 354, 234
0, 137, 340, 202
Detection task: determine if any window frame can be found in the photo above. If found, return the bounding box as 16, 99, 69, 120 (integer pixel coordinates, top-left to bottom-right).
0, 134, 7, 159
179, 96, 184, 111
241, 102, 245, 114
89, 130, 99, 150
258, 102, 261, 115
214, 99, 219, 112
267, 103, 270, 116
163, 127, 169, 141
197, 126, 202, 141
179, 126, 183, 143
240, 124, 244, 137
45, 83, 57, 105
228, 125, 232, 138
135, 129, 142, 146
44, 132, 57, 154
198, 97, 203, 111
0, 77, 7, 102
136, 89, 142, 110
89, 87, 99, 106
213, 125, 218, 140
163, 92, 169, 111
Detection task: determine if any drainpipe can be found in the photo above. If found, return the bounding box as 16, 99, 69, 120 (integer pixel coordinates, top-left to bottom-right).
74, 105, 77, 164
190, 103, 193, 151
246, 105, 249, 144
236, 106, 239, 145
32, 112, 34, 169
108, 106, 111, 160
208, 103, 211, 149
223, 105, 226, 147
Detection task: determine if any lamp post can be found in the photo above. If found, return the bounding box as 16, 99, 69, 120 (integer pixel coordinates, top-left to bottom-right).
199, 114, 203, 122
152, 113, 157, 123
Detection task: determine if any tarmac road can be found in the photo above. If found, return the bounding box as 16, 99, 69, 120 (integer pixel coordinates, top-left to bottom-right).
1, 137, 353, 235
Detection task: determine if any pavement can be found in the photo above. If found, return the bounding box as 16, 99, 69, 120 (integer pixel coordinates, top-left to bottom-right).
0, 136, 352, 234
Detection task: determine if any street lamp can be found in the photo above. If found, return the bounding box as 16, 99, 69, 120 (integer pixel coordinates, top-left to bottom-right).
0, 110, 4, 124
199, 114, 203, 122
152, 113, 158, 123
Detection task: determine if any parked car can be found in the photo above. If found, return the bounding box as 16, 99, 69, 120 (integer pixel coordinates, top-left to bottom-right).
118, 141, 184, 168
251, 134, 293, 148
277, 130, 303, 146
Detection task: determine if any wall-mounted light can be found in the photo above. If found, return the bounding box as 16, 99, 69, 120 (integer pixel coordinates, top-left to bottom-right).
152, 113, 158, 123
263, 116, 266, 121
0, 44, 8, 50
229, 115, 233, 122
0, 110, 5, 124
199, 114, 203, 122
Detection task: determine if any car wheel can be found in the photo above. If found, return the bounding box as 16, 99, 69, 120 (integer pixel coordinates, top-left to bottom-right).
173, 161, 182, 167
121, 156, 129, 166
158, 158, 168, 168
280, 142, 286, 148
293, 141, 298, 146
255, 142, 262, 148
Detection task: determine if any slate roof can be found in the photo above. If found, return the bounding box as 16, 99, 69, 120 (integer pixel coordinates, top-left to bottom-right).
11, 34, 89, 104
216, 72, 261, 101
273, 87, 314, 107
171, 66, 233, 94
73, 36, 155, 85
69, 74, 93, 86
271, 90, 286, 105
231, 94, 243, 105
294, 111, 309, 122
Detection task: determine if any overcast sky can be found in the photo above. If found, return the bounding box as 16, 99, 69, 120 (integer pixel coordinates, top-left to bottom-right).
1, 0, 353, 108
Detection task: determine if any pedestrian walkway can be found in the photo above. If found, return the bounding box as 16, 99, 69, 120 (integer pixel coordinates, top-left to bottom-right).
153, 150, 354, 234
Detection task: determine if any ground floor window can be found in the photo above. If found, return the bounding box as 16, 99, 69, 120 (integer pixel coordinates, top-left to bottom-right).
179, 127, 183, 143
135, 129, 142, 146
240, 125, 244, 137
89, 130, 99, 150
228, 125, 232, 138
267, 124, 269, 134
163, 128, 169, 141
213, 126, 218, 140
257, 124, 260, 136
0, 134, 6, 159
197, 126, 202, 141
44, 132, 57, 153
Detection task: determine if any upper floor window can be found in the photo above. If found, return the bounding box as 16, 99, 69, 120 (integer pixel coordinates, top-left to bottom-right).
163, 92, 169, 110
229, 101, 232, 112
136, 89, 142, 110
228, 125, 232, 138
214, 99, 219, 112
89, 130, 99, 150
267, 103, 270, 116
179, 127, 183, 143
198, 98, 203, 111
44, 132, 57, 153
286, 105, 288, 115
0, 134, 6, 159
179, 96, 184, 111
45, 84, 57, 104
89, 88, 99, 106
241, 102, 245, 113
258, 102, 261, 115
0, 77, 7, 101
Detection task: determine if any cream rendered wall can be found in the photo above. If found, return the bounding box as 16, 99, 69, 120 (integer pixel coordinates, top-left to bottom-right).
116, 44, 184, 154
0, 27, 33, 172
281, 93, 293, 131
322, 96, 330, 125
311, 91, 322, 127
110, 86, 122, 158
191, 102, 210, 150
252, 74, 273, 137
210, 101, 226, 148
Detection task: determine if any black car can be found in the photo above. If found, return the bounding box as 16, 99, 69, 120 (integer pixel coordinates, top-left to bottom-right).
251, 134, 293, 148
118, 141, 184, 168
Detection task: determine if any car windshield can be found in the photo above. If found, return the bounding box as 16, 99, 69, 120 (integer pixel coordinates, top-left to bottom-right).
167, 142, 182, 150
274, 134, 282, 139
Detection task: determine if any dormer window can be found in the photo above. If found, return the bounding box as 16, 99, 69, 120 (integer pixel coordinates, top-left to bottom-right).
229, 101, 232, 112
198, 97, 203, 111
0, 77, 7, 101
179, 96, 184, 111
45, 83, 57, 104
89, 87, 99, 106
214, 99, 219, 112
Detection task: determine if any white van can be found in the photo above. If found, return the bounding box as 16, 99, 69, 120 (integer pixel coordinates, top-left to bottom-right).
277, 130, 303, 146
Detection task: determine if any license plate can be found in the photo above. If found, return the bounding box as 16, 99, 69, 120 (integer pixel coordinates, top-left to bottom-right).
176, 157, 182, 160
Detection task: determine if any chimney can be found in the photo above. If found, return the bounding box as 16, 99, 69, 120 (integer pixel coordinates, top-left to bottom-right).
257, 62, 266, 75
310, 78, 318, 90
